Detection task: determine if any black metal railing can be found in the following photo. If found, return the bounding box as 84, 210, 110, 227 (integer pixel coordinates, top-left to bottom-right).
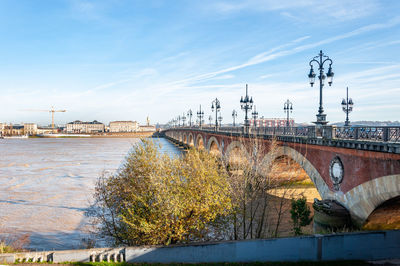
168, 125, 400, 143
333, 126, 400, 142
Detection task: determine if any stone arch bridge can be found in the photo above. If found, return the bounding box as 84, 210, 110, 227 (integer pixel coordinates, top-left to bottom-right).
164, 126, 400, 226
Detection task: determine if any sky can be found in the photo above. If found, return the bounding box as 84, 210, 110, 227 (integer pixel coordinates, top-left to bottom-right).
1, 0, 400, 126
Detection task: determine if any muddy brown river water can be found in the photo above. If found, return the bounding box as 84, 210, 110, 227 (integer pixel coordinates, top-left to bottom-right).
0, 137, 181, 250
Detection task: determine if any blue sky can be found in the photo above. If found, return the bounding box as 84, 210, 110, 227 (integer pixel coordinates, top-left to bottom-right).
1, 0, 400, 126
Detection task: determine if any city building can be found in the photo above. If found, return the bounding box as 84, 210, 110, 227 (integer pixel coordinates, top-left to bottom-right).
109, 121, 139, 132
24, 123, 38, 135
66, 120, 105, 133
138, 125, 156, 132
37, 127, 55, 135
249, 118, 295, 127
0, 124, 25, 136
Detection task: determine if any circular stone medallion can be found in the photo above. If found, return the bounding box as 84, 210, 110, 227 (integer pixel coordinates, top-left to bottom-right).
329, 156, 344, 191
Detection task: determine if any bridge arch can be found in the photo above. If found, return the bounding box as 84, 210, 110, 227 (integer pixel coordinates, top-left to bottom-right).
207, 136, 221, 155
263, 145, 332, 201
338, 174, 400, 226
224, 141, 250, 163
183, 133, 187, 144
196, 134, 205, 149
188, 133, 194, 146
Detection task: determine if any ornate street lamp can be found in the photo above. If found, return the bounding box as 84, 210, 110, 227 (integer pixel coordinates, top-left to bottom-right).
251, 105, 258, 127
240, 84, 253, 129
218, 116, 223, 127
211, 98, 221, 130
341, 87, 354, 126
177, 115, 181, 127
308, 50, 334, 126
182, 113, 186, 126
196, 105, 204, 128
232, 109, 237, 127
187, 109, 193, 127
209, 115, 212, 126
283, 99, 293, 127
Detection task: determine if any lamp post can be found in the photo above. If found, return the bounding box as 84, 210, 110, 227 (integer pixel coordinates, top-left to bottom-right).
211, 98, 221, 130
197, 105, 204, 128
209, 115, 212, 126
341, 87, 354, 126
187, 109, 193, 127
218, 116, 223, 127
177, 116, 181, 127
182, 113, 186, 126
251, 105, 258, 127
283, 99, 293, 127
308, 50, 334, 126
232, 110, 237, 127
240, 84, 253, 129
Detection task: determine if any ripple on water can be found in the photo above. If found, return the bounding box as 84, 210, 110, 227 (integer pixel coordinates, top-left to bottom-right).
0, 137, 181, 250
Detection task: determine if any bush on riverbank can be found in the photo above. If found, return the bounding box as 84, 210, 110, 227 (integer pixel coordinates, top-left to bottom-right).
0, 234, 29, 253
90, 137, 313, 246
90, 139, 232, 246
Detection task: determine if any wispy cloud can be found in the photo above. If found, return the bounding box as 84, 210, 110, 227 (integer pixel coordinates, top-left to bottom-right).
209, 0, 380, 21
161, 16, 400, 90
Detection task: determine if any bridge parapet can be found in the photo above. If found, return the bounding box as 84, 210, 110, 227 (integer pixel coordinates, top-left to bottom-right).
170, 125, 400, 142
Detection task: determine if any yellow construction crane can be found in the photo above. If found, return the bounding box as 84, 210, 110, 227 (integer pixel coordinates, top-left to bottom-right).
22, 107, 66, 130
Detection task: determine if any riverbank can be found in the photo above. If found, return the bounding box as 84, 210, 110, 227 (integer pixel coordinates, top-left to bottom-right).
24, 132, 156, 138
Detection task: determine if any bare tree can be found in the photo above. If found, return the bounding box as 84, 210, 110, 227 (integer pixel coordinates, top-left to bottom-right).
222, 134, 282, 239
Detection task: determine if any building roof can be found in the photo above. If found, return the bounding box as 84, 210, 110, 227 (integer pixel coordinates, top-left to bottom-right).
68, 120, 104, 125
109, 121, 136, 124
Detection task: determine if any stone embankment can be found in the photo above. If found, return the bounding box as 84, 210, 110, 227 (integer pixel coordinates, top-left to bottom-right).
2, 231, 400, 264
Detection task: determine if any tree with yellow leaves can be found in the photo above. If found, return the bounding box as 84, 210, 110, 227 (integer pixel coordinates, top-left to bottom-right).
91, 139, 232, 246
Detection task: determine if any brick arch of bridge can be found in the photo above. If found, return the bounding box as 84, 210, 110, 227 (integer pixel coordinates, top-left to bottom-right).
224, 140, 329, 201
183, 133, 188, 144
261, 145, 331, 201
207, 136, 222, 154
224, 140, 250, 159
195, 133, 205, 149
335, 174, 400, 226
188, 133, 194, 146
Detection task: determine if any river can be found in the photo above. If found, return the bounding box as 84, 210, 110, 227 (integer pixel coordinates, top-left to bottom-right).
0, 137, 181, 250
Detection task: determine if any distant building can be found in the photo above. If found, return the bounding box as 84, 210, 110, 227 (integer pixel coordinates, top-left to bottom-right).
138, 125, 156, 132
66, 120, 105, 133
1, 124, 24, 136
24, 123, 38, 135
109, 121, 139, 132
37, 127, 55, 135
249, 118, 295, 127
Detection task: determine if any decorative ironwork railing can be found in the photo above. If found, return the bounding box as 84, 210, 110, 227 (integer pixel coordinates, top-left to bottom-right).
169, 125, 400, 143
333, 126, 400, 142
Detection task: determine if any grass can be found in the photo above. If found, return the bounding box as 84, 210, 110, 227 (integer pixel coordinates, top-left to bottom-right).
0, 241, 17, 254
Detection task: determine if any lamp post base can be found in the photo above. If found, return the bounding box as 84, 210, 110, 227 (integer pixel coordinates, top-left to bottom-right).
313, 113, 328, 126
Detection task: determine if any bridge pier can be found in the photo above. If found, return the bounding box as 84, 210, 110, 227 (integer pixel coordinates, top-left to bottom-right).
313, 199, 353, 233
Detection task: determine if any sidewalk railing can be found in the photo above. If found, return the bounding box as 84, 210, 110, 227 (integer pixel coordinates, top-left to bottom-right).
168, 125, 400, 143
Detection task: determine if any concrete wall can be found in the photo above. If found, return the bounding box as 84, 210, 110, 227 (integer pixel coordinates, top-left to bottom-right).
1, 231, 399, 264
